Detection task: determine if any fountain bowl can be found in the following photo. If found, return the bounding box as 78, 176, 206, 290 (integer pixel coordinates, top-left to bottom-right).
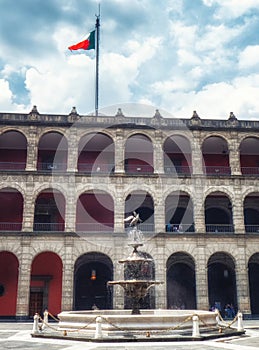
57, 309, 218, 334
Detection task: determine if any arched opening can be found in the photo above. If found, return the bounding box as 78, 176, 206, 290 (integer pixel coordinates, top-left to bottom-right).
37, 132, 68, 171
166, 252, 196, 309
205, 192, 233, 232
125, 134, 154, 174
207, 252, 237, 317
0, 251, 19, 317
0, 130, 27, 170
163, 135, 192, 175
244, 193, 259, 233
0, 188, 23, 231
29, 252, 63, 317
240, 137, 259, 175
248, 253, 259, 315
74, 252, 113, 310
125, 191, 154, 232
78, 132, 115, 174
124, 251, 155, 310
76, 190, 114, 232
33, 189, 65, 231
165, 191, 194, 232
202, 136, 230, 175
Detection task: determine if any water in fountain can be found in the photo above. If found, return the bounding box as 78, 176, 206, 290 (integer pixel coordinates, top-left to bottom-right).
108, 226, 162, 314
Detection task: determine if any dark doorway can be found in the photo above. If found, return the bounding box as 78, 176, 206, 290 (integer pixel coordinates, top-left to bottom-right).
166, 253, 196, 309
29, 291, 43, 317
208, 253, 237, 316
248, 254, 259, 315
74, 253, 113, 310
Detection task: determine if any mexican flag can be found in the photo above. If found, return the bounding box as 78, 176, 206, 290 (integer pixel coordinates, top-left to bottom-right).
68, 30, 95, 51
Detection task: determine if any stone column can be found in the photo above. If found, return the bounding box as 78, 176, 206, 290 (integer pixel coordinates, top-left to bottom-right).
66, 128, 78, 172
154, 199, 165, 233
64, 176, 76, 232
22, 182, 35, 231
235, 245, 251, 315
195, 245, 209, 310
192, 178, 206, 233
25, 126, 38, 171
154, 244, 166, 309
232, 183, 245, 234
16, 239, 32, 319
114, 130, 125, 174
191, 132, 203, 175
229, 136, 241, 175
112, 248, 124, 309
114, 195, 125, 233
61, 237, 74, 311
153, 131, 164, 174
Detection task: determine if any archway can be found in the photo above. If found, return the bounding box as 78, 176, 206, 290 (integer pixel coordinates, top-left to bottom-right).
76, 190, 114, 232
0, 130, 27, 170
202, 136, 230, 175
78, 132, 115, 173
33, 189, 65, 231
0, 188, 23, 231
205, 192, 233, 232
163, 135, 192, 175
248, 253, 259, 315
207, 252, 237, 316
74, 252, 113, 310
37, 132, 68, 171
244, 193, 259, 233
30, 252, 63, 317
240, 137, 259, 175
125, 134, 154, 174
125, 191, 154, 232
165, 191, 194, 232
166, 252, 196, 309
0, 251, 19, 317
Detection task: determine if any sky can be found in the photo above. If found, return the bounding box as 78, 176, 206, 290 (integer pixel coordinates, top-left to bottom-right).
1, 0, 259, 119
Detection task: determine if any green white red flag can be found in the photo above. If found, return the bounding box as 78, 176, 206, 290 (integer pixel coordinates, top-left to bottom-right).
68, 30, 95, 51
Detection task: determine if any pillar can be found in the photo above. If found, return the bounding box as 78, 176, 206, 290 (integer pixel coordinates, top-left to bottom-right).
25, 126, 38, 171
114, 130, 125, 174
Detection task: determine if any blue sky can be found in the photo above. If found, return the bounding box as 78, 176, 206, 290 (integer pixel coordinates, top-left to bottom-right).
1, 0, 259, 119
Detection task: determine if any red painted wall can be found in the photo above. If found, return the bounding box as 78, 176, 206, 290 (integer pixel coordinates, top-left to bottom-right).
203, 154, 229, 166
30, 252, 62, 315
0, 251, 18, 316
0, 191, 23, 230
0, 150, 27, 169
76, 193, 114, 230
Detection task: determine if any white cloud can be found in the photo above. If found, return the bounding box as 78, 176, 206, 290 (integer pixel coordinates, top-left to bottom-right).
203, 0, 259, 19
238, 45, 259, 70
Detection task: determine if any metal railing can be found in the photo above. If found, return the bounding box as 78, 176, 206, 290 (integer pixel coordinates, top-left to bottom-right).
125, 223, 155, 232
245, 225, 259, 233
165, 223, 195, 232
241, 167, 259, 175
33, 223, 65, 231
125, 164, 154, 174
76, 223, 114, 232
0, 222, 22, 231
37, 163, 67, 171
205, 224, 234, 233
203, 166, 231, 175
164, 166, 192, 175
0, 162, 26, 170
77, 163, 115, 174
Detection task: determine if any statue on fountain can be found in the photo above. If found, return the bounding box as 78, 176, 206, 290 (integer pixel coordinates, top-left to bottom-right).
124, 211, 143, 243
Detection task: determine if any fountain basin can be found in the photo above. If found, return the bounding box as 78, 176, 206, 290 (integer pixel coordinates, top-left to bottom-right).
57, 309, 218, 334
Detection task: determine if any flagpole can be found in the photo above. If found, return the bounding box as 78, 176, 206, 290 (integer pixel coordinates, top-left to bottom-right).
95, 6, 100, 117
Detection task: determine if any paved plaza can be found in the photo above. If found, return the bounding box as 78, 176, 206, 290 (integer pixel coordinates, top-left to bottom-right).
0, 320, 259, 349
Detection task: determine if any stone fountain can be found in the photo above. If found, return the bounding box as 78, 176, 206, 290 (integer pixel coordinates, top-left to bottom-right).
55, 215, 229, 339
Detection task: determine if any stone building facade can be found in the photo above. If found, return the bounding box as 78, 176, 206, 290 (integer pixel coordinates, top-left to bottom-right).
0, 106, 259, 319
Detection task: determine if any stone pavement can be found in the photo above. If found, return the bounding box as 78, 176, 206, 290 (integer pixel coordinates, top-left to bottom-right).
0, 320, 259, 349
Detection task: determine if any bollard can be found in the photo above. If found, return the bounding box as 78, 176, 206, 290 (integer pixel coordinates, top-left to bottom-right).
42, 309, 48, 330
95, 316, 103, 339
237, 312, 244, 332
32, 313, 40, 334
192, 315, 200, 337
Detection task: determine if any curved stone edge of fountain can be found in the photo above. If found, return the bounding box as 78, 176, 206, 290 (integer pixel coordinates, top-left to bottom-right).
57, 309, 218, 332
